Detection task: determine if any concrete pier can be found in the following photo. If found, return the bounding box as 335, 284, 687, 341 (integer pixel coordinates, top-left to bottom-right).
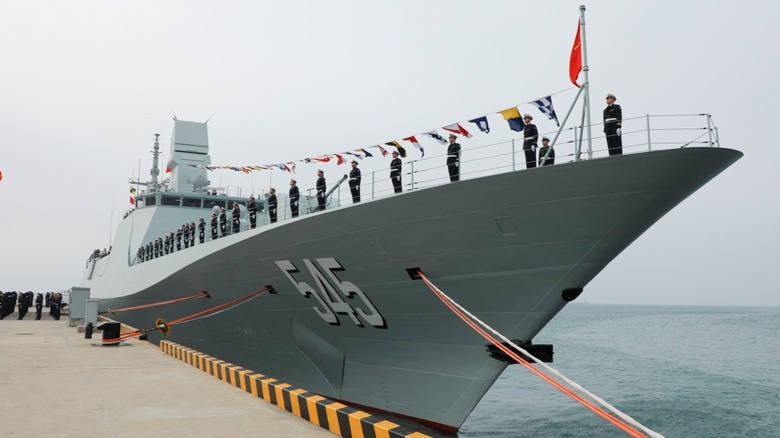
0, 319, 331, 437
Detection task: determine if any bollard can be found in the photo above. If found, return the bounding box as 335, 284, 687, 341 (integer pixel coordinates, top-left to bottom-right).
84, 322, 94, 339
97, 322, 121, 346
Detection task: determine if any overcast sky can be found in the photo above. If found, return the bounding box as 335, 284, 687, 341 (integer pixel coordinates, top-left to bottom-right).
1, 1, 778, 306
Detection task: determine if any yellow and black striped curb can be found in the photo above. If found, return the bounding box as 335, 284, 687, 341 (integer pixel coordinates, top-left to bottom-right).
160, 341, 433, 438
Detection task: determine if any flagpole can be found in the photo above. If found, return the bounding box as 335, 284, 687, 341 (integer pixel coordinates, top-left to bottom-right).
579, 5, 593, 159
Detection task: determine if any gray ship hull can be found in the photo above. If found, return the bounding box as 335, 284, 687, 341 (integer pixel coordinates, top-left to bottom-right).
82, 147, 741, 431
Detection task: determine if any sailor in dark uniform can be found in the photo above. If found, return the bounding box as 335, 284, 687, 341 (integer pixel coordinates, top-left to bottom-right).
446, 134, 461, 182
538, 136, 555, 166
169, 232, 175, 251
347, 160, 361, 203
603, 93, 623, 155
176, 228, 182, 251
219, 208, 227, 236
289, 179, 300, 217
35, 292, 43, 320
316, 170, 326, 211
198, 218, 205, 243
267, 188, 278, 223
210, 212, 218, 240
164, 234, 169, 254
390, 150, 402, 193
137, 246, 144, 262
183, 223, 190, 248
523, 114, 538, 169
189, 221, 195, 244
247, 196, 257, 229
231, 202, 241, 234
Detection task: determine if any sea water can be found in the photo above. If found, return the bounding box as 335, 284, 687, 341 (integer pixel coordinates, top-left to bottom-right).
458, 304, 780, 437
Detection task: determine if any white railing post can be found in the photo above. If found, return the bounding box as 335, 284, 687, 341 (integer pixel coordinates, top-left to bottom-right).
646, 114, 652, 151
410, 159, 415, 190
371, 170, 375, 200
511, 138, 516, 171
574, 126, 580, 161
714, 126, 720, 148
706, 114, 714, 147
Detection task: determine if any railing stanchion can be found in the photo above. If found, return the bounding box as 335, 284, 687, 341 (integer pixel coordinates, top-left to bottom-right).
646, 114, 652, 152
714, 126, 720, 148
574, 126, 580, 161
706, 114, 714, 147
371, 170, 375, 200
410, 159, 415, 190
511, 138, 516, 171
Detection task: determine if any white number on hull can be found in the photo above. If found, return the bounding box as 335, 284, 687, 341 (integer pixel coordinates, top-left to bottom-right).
275, 259, 338, 324
275, 258, 386, 328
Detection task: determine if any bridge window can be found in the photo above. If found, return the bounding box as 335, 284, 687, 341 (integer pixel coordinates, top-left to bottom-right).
183, 197, 202, 208
161, 195, 180, 206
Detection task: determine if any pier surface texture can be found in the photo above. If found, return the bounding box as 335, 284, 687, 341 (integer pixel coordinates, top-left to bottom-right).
0, 319, 332, 437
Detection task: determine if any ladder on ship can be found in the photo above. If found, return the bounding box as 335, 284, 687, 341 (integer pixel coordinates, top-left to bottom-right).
87, 259, 96, 280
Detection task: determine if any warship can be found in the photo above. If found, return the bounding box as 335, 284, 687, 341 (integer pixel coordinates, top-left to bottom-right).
79, 116, 740, 432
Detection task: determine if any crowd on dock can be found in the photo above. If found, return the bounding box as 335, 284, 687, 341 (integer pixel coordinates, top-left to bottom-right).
0, 291, 64, 320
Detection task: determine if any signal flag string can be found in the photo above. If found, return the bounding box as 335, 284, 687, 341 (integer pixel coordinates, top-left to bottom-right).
417, 272, 664, 438
102, 286, 271, 343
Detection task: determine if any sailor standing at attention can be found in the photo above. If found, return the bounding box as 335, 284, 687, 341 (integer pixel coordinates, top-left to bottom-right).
267, 188, 278, 223
390, 150, 402, 193
231, 202, 241, 234
603, 93, 623, 155
446, 134, 461, 182
316, 169, 327, 211
522, 114, 538, 169
219, 207, 227, 236
538, 136, 555, 166
289, 179, 300, 217
183, 223, 190, 248
247, 195, 257, 229
348, 160, 361, 203
198, 218, 205, 244
210, 212, 218, 240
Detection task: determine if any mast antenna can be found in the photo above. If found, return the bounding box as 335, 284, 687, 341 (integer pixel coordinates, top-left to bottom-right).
150, 133, 161, 190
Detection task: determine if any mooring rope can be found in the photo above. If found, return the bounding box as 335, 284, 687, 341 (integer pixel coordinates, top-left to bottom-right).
102, 291, 211, 315
103, 286, 270, 343
418, 272, 664, 438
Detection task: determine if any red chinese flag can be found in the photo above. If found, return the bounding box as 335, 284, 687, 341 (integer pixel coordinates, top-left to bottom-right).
569, 21, 582, 88
129, 196, 135, 205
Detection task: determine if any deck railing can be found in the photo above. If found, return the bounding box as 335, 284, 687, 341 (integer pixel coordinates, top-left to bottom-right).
331, 113, 719, 202
124, 113, 718, 267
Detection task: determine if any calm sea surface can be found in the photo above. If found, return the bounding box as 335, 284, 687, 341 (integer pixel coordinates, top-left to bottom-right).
458, 304, 780, 437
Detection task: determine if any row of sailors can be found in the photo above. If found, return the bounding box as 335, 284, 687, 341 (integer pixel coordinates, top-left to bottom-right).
137, 193, 280, 264
0, 291, 62, 320
137, 218, 206, 263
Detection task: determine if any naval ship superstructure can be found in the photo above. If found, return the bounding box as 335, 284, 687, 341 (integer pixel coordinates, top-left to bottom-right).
80, 118, 741, 432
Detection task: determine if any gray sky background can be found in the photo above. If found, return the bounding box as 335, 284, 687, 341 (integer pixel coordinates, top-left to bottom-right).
1, 1, 778, 306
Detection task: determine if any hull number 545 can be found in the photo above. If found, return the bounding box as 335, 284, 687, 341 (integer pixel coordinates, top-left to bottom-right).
276, 258, 386, 328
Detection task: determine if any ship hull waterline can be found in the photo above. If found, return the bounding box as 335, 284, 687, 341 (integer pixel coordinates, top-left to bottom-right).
83, 147, 742, 431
